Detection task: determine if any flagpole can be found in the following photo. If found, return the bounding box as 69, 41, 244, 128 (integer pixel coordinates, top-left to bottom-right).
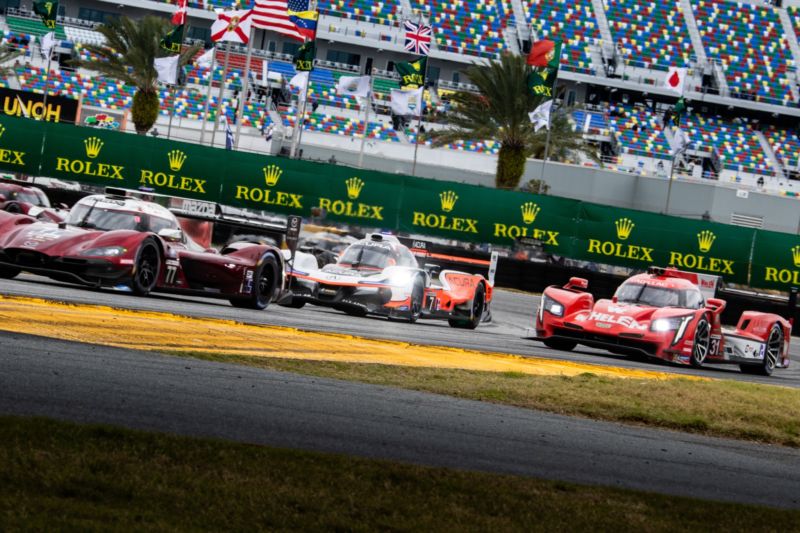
40, 42, 53, 120
411, 59, 429, 176
291, 78, 310, 159
538, 44, 563, 181
199, 47, 217, 145
234, 26, 255, 150
167, 84, 176, 139
166, 22, 187, 140
358, 74, 373, 168
210, 44, 231, 148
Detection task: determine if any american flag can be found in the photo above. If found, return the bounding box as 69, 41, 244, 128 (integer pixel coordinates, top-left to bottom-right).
252, 0, 306, 42
404, 20, 432, 56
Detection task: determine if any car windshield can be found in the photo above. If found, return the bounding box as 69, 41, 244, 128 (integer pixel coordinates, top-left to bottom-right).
615, 282, 682, 308
0, 187, 50, 207
339, 243, 395, 270
67, 203, 175, 233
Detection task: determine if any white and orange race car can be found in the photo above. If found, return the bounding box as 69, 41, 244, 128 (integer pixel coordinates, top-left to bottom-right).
283, 233, 496, 328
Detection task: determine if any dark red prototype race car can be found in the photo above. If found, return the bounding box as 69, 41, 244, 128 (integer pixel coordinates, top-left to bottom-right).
0, 181, 65, 222
0, 193, 286, 309
533, 267, 792, 375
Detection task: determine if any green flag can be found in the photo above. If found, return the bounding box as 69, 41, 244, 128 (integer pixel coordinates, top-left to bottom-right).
672, 97, 687, 126
396, 56, 427, 89
527, 40, 562, 99
32, 0, 58, 29
160, 24, 184, 54
293, 40, 316, 72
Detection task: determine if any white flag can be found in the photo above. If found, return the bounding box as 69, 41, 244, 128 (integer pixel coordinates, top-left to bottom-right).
196, 47, 215, 69
671, 127, 688, 156
336, 75, 371, 98
211, 9, 253, 44
290, 71, 309, 103
41, 32, 56, 59
664, 67, 687, 95
528, 99, 553, 132
390, 87, 423, 117
154, 55, 180, 85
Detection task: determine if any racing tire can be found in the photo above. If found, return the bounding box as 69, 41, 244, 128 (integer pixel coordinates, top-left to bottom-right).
689, 315, 711, 368
740, 323, 783, 377
130, 239, 161, 296
389, 276, 424, 323
4, 202, 22, 214
448, 283, 485, 330
279, 298, 306, 309
542, 338, 578, 351
0, 264, 21, 279
230, 254, 279, 310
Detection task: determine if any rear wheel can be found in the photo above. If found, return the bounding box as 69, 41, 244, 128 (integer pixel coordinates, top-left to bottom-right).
130, 240, 161, 296
740, 324, 783, 376
448, 283, 485, 329
689, 315, 711, 368
542, 338, 577, 351
0, 264, 21, 279
230, 254, 279, 310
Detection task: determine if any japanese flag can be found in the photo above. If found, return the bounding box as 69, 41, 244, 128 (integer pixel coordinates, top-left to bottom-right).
664, 67, 687, 95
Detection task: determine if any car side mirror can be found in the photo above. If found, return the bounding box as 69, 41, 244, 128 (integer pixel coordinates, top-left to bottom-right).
705, 298, 726, 311
158, 228, 183, 242
565, 277, 588, 290
611, 295, 618, 303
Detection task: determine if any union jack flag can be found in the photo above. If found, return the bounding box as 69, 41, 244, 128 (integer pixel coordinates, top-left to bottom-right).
404, 20, 432, 56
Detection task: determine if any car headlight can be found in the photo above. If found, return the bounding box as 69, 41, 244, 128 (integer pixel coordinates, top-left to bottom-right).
387, 271, 413, 287
541, 294, 564, 317
79, 246, 127, 257
651, 316, 693, 344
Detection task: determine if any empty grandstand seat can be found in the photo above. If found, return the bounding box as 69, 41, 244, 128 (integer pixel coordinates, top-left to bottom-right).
525, 0, 599, 74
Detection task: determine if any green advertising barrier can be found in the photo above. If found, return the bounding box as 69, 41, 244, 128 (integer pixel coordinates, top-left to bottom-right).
3, 114, 800, 292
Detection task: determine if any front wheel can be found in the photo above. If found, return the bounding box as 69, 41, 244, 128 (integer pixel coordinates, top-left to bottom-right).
689, 315, 711, 368
390, 277, 424, 323
0, 264, 20, 279
740, 324, 783, 377
130, 239, 161, 296
448, 283, 485, 329
230, 254, 279, 310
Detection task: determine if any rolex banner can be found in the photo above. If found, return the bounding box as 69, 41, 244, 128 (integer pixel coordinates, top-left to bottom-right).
160, 24, 184, 54
33, 0, 58, 29
293, 40, 316, 72
395, 57, 427, 89
527, 40, 562, 100
5, 113, 800, 292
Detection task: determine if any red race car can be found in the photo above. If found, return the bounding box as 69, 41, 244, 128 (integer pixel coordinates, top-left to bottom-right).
534, 267, 792, 376
0, 192, 286, 309
0, 181, 65, 222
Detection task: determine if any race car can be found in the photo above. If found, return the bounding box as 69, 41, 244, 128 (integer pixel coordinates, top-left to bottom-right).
533, 267, 792, 375
0, 193, 286, 309
284, 233, 495, 328
0, 181, 65, 222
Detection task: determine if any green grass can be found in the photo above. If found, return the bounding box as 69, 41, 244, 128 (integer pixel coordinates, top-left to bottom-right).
2, 416, 799, 531
167, 352, 800, 447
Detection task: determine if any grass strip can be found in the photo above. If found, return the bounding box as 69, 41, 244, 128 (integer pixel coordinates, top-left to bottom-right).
168, 352, 800, 447
2, 416, 799, 531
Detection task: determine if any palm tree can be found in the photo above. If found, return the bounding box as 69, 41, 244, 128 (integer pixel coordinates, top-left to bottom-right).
73, 16, 200, 134
428, 53, 595, 189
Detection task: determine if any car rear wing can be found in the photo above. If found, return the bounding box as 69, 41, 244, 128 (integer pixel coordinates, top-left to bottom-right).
648, 266, 720, 300
400, 237, 499, 286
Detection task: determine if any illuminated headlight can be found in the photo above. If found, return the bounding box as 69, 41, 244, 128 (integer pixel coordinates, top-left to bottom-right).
542, 294, 564, 317
79, 246, 127, 257
651, 316, 692, 344
387, 271, 413, 287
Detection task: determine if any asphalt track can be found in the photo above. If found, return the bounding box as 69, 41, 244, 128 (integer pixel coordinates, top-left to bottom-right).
2, 330, 800, 509
1, 274, 799, 386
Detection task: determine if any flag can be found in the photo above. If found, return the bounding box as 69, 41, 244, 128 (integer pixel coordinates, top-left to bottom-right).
32, 0, 58, 29
403, 20, 432, 56
211, 9, 252, 43
196, 47, 214, 69
671, 127, 688, 156
527, 40, 562, 99
293, 39, 315, 72
171, 0, 188, 25
395, 56, 427, 89
154, 55, 180, 85
225, 119, 235, 150
290, 70, 309, 103
672, 96, 687, 125
390, 87, 423, 117
664, 67, 687, 95
527, 39, 556, 67
40, 31, 56, 59
528, 99, 553, 132
252, 0, 305, 41
160, 24, 184, 53
287, 0, 318, 41
336, 75, 371, 98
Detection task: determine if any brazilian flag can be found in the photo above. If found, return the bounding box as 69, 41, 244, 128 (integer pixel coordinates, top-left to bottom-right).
395, 56, 427, 89
293, 40, 316, 72
160, 24, 184, 54
33, 0, 58, 29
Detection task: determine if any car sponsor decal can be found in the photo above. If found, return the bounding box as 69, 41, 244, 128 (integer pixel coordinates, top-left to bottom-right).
587, 311, 648, 331
243, 269, 254, 294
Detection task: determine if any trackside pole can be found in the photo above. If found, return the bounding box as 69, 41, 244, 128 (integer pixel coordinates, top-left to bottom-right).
358, 74, 373, 168
411, 59, 429, 177
210, 45, 231, 148
199, 47, 217, 144
234, 26, 255, 150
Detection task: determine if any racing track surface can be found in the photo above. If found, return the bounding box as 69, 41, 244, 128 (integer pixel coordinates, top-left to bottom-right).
1, 274, 799, 386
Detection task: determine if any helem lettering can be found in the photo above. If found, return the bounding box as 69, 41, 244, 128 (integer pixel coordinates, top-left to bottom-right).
318, 198, 383, 220
55, 158, 123, 180
669, 252, 734, 275
588, 239, 654, 262
140, 170, 206, 194
764, 267, 800, 285
0, 149, 25, 166
493, 224, 559, 245
235, 185, 302, 208
412, 212, 478, 233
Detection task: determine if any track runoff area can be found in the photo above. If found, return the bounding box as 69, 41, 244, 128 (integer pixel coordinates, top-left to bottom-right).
0, 274, 798, 386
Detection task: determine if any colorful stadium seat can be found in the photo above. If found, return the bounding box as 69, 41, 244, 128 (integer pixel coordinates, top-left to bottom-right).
525, 0, 600, 74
